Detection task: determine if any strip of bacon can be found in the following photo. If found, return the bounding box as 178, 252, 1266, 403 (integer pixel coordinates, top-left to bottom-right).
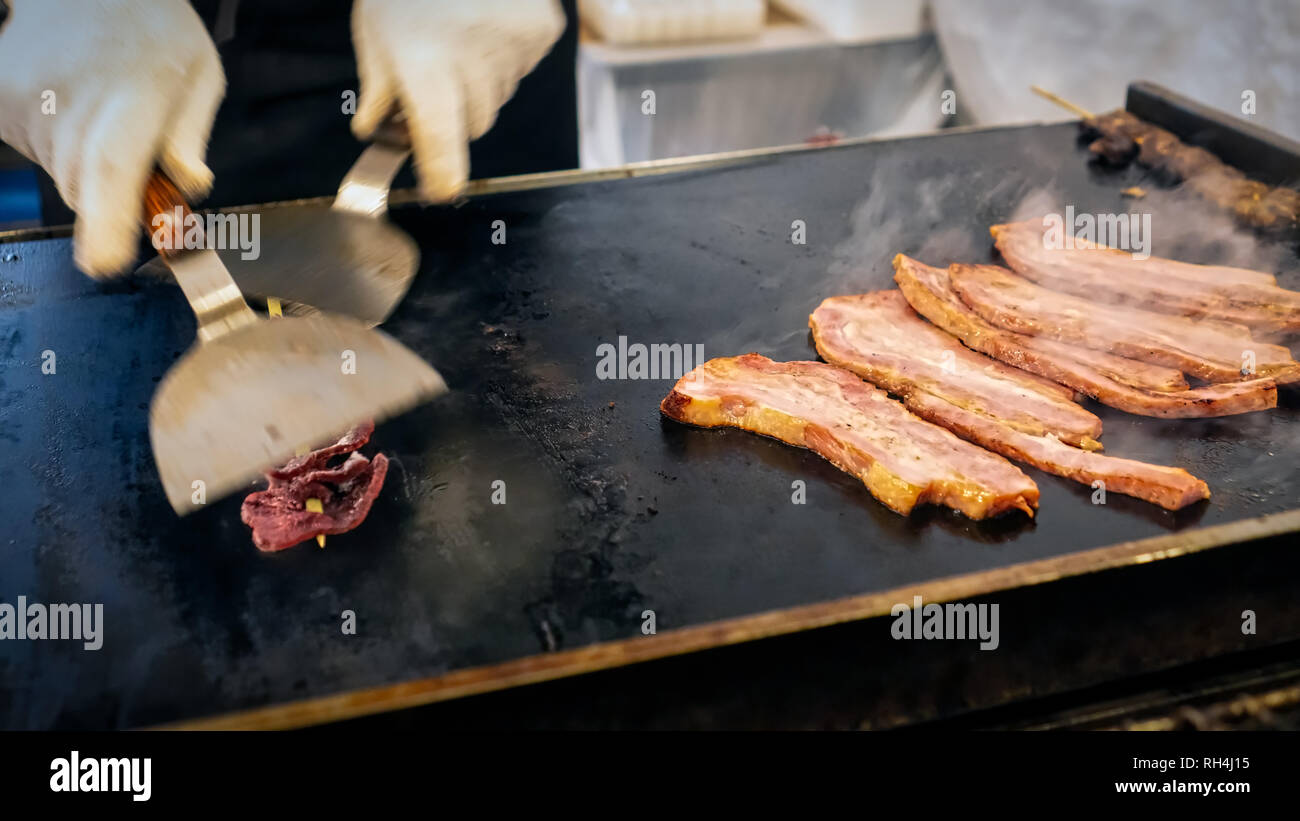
948, 262, 1300, 383
902, 392, 1208, 511
992, 219, 1300, 336
810, 292, 1103, 449
1019, 338, 1187, 393
807, 292, 1208, 510
661, 354, 1038, 519
893, 254, 1278, 418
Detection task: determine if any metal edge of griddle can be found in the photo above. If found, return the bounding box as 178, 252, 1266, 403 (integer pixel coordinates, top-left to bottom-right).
0, 120, 1071, 246
158, 508, 1300, 730
1125, 80, 1300, 186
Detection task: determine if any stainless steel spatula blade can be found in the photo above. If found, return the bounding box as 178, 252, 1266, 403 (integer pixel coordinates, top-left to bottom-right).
150, 310, 445, 514
212, 206, 418, 326
141, 169, 446, 515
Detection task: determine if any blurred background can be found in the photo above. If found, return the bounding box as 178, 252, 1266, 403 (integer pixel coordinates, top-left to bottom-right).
2, 0, 1297, 231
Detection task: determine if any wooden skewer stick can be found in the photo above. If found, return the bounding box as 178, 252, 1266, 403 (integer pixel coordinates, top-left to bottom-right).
1030, 85, 1096, 120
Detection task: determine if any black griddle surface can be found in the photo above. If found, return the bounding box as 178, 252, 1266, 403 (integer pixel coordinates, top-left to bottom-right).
1, 123, 1298, 729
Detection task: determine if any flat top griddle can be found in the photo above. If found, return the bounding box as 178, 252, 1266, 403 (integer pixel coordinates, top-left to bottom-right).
1, 122, 1298, 730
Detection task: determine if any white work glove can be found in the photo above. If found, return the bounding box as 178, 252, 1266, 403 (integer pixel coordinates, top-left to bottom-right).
0, 0, 225, 277
351, 0, 565, 203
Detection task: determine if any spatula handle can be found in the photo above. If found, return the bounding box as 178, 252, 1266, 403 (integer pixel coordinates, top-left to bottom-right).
335, 110, 413, 217
372, 115, 412, 150
141, 169, 196, 260
139, 168, 257, 343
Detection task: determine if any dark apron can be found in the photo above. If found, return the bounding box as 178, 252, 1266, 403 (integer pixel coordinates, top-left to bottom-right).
39, 0, 577, 222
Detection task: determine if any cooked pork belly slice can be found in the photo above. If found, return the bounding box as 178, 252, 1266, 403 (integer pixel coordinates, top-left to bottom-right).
948, 262, 1300, 383
660, 354, 1038, 519
1015, 336, 1188, 393
808, 290, 1208, 510
892, 254, 1278, 418
992, 220, 1300, 336
994, 218, 1279, 286
809, 291, 1103, 449
903, 390, 1209, 511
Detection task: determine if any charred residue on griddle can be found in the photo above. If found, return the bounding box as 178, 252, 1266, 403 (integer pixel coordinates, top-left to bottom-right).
524, 539, 644, 653
0, 276, 34, 308
479, 288, 650, 654
481, 322, 521, 356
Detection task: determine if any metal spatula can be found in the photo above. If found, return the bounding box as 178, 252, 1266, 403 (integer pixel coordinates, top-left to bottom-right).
143, 169, 446, 515
135, 116, 417, 326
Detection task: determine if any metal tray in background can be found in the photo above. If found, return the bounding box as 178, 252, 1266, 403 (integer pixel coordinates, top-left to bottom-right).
1, 115, 1298, 730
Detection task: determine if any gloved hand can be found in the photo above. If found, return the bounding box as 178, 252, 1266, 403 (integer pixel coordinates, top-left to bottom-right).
351, 0, 565, 203
0, 0, 225, 277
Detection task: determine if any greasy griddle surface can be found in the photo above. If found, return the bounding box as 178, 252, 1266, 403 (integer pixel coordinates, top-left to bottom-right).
1, 124, 1298, 729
